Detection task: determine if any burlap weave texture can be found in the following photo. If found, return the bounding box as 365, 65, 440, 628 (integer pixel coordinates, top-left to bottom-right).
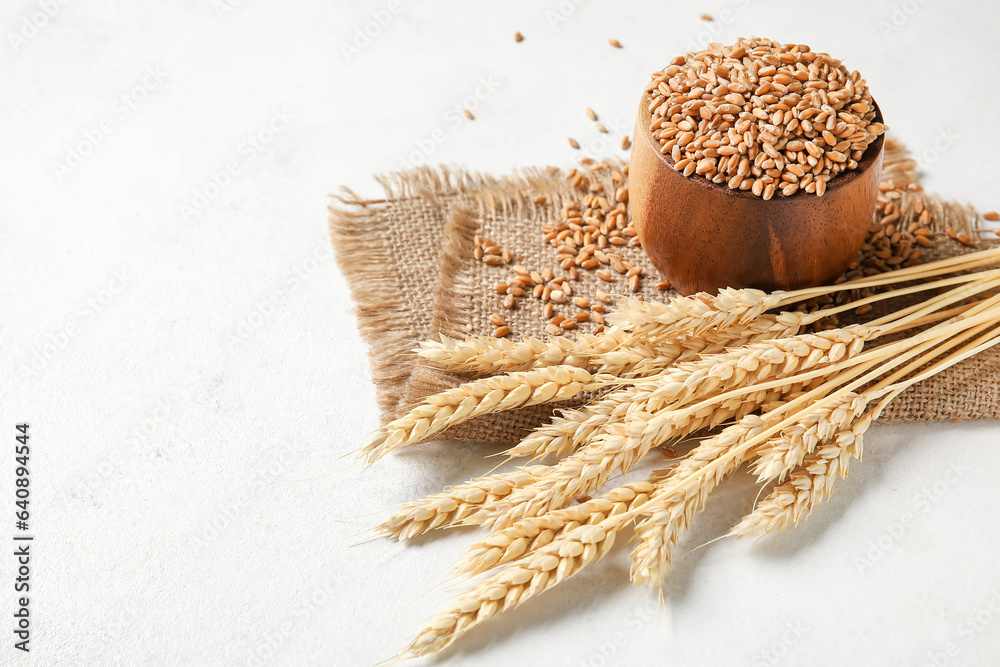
330, 141, 1000, 443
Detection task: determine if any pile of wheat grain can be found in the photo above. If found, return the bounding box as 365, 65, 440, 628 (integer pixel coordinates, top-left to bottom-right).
646, 37, 888, 199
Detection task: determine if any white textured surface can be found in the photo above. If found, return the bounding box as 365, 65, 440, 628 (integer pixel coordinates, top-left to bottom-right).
3, 1, 1000, 665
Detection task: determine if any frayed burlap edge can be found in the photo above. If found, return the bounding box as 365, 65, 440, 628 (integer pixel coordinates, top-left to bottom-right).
329, 164, 581, 425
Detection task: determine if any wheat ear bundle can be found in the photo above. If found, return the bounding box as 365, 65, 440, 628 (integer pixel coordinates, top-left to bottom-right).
358, 247, 1000, 659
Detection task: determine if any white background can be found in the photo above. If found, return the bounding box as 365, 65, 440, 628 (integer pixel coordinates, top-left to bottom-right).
3, 1, 1000, 665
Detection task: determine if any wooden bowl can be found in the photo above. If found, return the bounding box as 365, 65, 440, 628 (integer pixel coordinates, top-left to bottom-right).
629, 92, 885, 295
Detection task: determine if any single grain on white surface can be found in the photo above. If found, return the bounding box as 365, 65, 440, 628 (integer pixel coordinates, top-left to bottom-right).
1, 1, 998, 665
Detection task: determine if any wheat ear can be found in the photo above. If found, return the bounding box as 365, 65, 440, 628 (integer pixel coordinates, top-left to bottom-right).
503, 317, 811, 462
638, 326, 874, 415
749, 391, 872, 484
375, 466, 549, 540
629, 389, 871, 587
416, 334, 578, 374
398, 514, 631, 659
479, 326, 874, 530
629, 413, 771, 588
731, 411, 871, 539
595, 313, 802, 376
608, 288, 791, 340
502, 381, 658, 461
622, 326, 872, 452
359, 365, 606, 462
416, 328, 641, 375
454, 479, 657, 576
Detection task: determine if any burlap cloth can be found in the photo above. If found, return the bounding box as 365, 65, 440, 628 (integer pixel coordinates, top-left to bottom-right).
330, 139, 1000, 443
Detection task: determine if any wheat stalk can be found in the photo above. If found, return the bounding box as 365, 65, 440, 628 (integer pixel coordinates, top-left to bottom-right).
479, 386, 790, 531
736, 317, 1000, 539
369, 248, 1000, 659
